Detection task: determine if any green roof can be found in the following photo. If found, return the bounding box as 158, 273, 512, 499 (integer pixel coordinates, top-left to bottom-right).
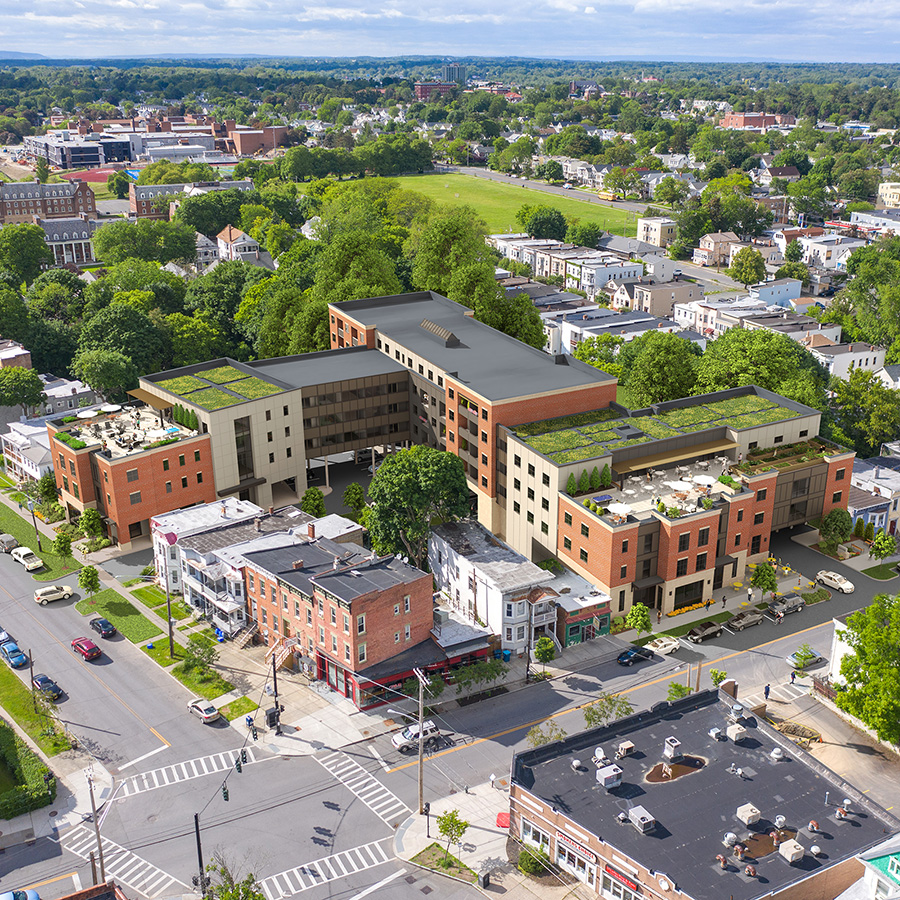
153, 366, 285, 409
197, 365, 247, 384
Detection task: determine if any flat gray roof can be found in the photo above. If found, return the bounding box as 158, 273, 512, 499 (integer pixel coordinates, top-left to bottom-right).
335, 292, 614, 401
247, 348, 408, 390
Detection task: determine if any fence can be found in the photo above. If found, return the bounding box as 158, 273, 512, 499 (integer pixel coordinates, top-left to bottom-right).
811, 675, 837, 701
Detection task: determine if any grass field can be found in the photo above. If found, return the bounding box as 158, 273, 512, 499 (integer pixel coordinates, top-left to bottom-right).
221, 696, 258, 721
0, 664, 70, 756
75, 589, 162, 642
862, 562, 899, 580
0, 503, 82, 582
390, 173, 636, 236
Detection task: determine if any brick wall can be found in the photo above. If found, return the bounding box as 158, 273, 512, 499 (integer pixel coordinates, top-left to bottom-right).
656, 509, 721, 583
820, 453, 855, 520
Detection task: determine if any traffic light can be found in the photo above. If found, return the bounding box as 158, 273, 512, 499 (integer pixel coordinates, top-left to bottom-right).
265, 706, 278, 728
235, 756, 242, 773
241, 749, 248, 764
251, 725, 258, 741
222, 784, 229, 802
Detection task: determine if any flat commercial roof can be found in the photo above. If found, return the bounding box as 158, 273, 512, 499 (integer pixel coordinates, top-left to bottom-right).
334, 292, 614, 401
247, 348, 408, 390
614, 438, 739, 474
512, 691, 899, 900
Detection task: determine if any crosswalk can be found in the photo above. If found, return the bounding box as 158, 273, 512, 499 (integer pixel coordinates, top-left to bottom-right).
61, 825, 187, 899
315, 751, 410, 825
742, 682, 808, 709
259, 839, 392, 900
117, 747, 266, 797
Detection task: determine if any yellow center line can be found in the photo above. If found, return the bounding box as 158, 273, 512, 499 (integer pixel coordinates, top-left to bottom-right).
388, 618, 833, 774
25, 872, 79, 890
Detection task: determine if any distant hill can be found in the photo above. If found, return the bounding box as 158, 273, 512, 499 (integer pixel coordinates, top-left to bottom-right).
0, 50, 47, 59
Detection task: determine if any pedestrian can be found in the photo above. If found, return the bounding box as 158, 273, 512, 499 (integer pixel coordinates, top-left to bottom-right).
747, 588, 753, 604
705, 599, 711, 612
790, 670, 796, 685
657, 610, 662, 624
764, 684, 771, 701
722, 596, 727, 608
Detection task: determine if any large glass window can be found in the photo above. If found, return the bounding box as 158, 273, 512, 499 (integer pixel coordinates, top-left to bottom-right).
234, 416, 254, 480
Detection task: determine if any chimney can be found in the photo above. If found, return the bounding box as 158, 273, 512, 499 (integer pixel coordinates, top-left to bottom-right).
254, 518, 262, 532
332, 557, 340, 570
268, 506, 274, 515
308, 522, 316, 540
292, 559, 304, 570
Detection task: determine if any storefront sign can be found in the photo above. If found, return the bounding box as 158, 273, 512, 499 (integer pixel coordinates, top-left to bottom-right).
604, 864, 640, 892
556, 831, 596, 862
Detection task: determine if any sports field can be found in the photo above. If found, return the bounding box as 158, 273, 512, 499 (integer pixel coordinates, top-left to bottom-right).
391, 173, 637, 236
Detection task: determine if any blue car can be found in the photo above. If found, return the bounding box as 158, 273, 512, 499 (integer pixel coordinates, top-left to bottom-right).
0, 640, 28, 668
617, 646, 654, 667
1, 890, 42, 900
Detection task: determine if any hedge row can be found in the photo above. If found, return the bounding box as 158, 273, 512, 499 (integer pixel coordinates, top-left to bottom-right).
0, 718, 56, 819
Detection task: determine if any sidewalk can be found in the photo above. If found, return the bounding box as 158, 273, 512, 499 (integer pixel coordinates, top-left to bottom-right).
393, 780, 589, 900
790, 528, 900, 576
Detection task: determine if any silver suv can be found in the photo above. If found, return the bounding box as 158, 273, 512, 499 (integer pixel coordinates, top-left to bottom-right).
391, 720, 441, 753
769, 593, 805, 617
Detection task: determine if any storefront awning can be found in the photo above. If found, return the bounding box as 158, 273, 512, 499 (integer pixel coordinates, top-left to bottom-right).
613, 439, 738, 475
128, 387, 174, 411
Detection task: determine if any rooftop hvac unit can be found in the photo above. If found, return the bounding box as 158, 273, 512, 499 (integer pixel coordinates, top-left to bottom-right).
433, 609, 450, 626
779, 839, 805, 864
728, 704, 745, 722
770, 747, 785, 761
596, 764, 623, 790
571, 759, 582, 772
663, 736, 682, 761
628, 805, 656, 834
736, 803, 760, 826
726, 723, 746, 743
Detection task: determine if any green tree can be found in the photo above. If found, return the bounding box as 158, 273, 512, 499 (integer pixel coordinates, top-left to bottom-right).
205, 861, 266, 900
78, 305, 170, 374
829, 368, 900, 457
310, 233, 402, 306
785, 239, 803, 263
36, 472, 59, 504
366, 446, 469, 568
774, 261, 810, 288
72, 349, 138, 401
164, 313, 224, 367
578, 469, 590, 493
853, 517, 866, 539
566, 221, 605, 249
600, 464, 612, 488
35, 157, 50, 183
836, 593, 900, 745
820, 507, 853, 554
51, 532, 72, 562
574, 334, 623, 378
0, 367, 45, 411
624, 602, 652, 635
751, 562, 778, 599
436, 809, 470, 865
582, 691, 634, 729
727, 247, 766, 287
79, 508, 103, 539
342, 482, 366, 519
78, 565, 101, 598
526, 721, 567, 748
709, 669, 728, 687
106, 171, 131, 199
181, 634, 220, 672
865, 520, 876, 543
515, 204, 568, 240
410, 206, 489, 295
654, 176, 689, 208
0, 224, 53, 285
300, 487, 327, 518
870, 532, 897, 562
536, 159, 564, 182
589, 466, 601, 491
667, 683, 693, 701
0, 287, 29, 343
626, 332, 699, 407
533, 636, 556, 673
92, 218, 197, 265
566, 473, 577, 496
475, 291, 545, 350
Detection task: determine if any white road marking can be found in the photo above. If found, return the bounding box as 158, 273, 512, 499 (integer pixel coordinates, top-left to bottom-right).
316, 752, 410, 825
119, 745, 168, 770
346, 869, 407, 900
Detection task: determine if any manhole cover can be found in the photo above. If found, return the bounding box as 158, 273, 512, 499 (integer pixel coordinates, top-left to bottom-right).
50, 810, 58, 817
404, 876, 416, 884
421, 888, 432, 895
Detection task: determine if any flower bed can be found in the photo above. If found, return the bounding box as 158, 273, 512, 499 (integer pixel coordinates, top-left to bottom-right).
54, 432, 87, 450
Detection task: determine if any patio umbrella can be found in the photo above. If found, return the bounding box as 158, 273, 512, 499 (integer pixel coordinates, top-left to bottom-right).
694, 474, 717, 486
669, 480, 693, 491
607, 502, 632, 516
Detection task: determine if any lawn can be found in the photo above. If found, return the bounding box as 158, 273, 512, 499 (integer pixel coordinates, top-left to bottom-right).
411, 842, 477, 883
0, 502, 82, 581
862, 562, 899, 580
141, 639, 185, 667
220, 696, 258, 721
390, 173, 635, 235
75, 589, 162, 642
0, 664, 70, 756
171, 661, 234, 699
634, 611, 733, 644
132, 585, 168, 607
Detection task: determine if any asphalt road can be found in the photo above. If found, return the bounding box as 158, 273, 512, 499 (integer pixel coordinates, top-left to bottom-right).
5, 527, 889, 900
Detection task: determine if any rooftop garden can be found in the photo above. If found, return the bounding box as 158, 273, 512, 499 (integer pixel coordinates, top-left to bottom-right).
198, 365, 247, 384
736, 437, 841, 475
513, 394, 805, 466
153, 367, 284, 410
157, 375, 208, 395
185, 387, 244, 410
225, 377, 284, 400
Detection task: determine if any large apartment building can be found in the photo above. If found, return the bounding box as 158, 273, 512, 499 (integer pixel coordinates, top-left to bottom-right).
0, 180, 96, 225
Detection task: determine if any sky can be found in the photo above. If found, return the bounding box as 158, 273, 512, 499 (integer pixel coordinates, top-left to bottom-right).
5, 0, 900, 63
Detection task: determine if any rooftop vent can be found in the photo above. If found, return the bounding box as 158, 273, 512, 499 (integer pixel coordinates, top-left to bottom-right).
770, 747, 785, 761
292, 559, 304, 570
628, 806, 656, 834
596, 764, 623, 790
736, 803, 760, 825
419, 318, 459, 347
726, 723, 746, 743
663, 736, 682, 761
570, 758, 582, 772
728, 704, 745, 723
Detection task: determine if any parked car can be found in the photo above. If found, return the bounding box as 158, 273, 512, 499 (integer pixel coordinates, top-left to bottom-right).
391, 720, 441, 753
816, 571, 855, 593
1, 640, 28, 668
0, 890, 41, 900
0, 624, 11, 643
187, 699, 221, 724
686, 621, 722, 643
727, 610, 765, 631
786, 648, 826, 669
645, 635, 680, 655
769, 593, 806, 617
0, 533, 19, 553
90, 617, 117, 638
11, 546, 42, 571
34, 584, 73, 605
32, 674, 62, 700
71, 637, 102, 660
616, 646, 654, 666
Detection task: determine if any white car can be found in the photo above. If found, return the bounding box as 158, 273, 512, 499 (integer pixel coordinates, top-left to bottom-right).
645, 635, 680, 655
34, 585, 73, 605
187, 699, 221, 724
11, 546, 42, 571
391, 720, 441, 753
816, 570, 855, 593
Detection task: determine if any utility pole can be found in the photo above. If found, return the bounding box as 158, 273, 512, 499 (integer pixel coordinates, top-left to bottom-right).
86, 772, 106, 882
524, 601, 534, 682
89, 852, 98, 886
161, 531, 178, 658
413, 666, 427, 815
29, 651, 35, 712
194, 813, 207, 898
272, 653, 282, 735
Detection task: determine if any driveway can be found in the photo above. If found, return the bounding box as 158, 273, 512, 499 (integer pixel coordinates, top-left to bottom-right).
98, 546, 153, 582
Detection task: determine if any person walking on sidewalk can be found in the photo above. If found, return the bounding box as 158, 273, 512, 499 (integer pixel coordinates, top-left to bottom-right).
747, 588, 753, 604
657, 610, 662, 624
790, 670, 796, 685
764, 684, 771, 701
722, 596, 727, 608
705, 599, 711, 612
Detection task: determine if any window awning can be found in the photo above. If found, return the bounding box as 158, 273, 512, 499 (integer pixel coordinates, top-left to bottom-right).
613, 439, 738, 475
128, 387, 174, 411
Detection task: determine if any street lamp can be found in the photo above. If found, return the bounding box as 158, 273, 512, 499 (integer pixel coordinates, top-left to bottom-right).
26, 499, 42, 551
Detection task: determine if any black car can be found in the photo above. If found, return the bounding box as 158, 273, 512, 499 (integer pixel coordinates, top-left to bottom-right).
617, 646, 654, 666
32, 673, 62, 700
769, 593, 806, 617
90, 617, 116, 638
687, 621, 723, 643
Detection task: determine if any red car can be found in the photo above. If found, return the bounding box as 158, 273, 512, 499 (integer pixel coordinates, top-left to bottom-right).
71, 637, 102, 661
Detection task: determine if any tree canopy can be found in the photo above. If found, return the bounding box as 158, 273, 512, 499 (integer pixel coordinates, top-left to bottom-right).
92, 218, 197, 265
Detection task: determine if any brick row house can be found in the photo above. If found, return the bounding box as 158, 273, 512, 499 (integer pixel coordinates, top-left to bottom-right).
0, 180, 96, 225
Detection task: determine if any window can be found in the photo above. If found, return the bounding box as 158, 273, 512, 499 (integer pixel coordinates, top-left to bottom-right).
268, 453, 274, 464
563, 537, 572, 550
580, 548, 588, 562
698, 527, 709, 547
696, 552, 707, 572
448, 388, 454, 399
181, 476, 188, 488
564, 512, 573, 526
618, 590, 626, 612
404, 595, 410, 613
527, 511, 534, 524
514, 478, 521, 491
799, 430, 808, 438
620, 565, 627, 578
754, 512, 764, 525
318, 625, 324, 645
165, 481, 172, 493
541, 522, 549, 534
513, 501, 521, 513
832, 491, 842, 503
528, 464, 535, 476
756, 488, 767, 501
541, 497, 549, 511
194, 450, 201, 462
129, 491, 141, 505
678, 533, 690, 552
265, 410, 272, 421
357, 614, 366, 635
267, 432, 273, 443
748, 441, 758, 450
283, 406, 289, 416
405, 623, 411, 641
481, 475, 488, 487
179, 454, 185, 466
527, 488, 535, 500
394, 603, 400, 616
481, 454, 488, 465
836, 468, 846, 481
196, 472, 203, 484
514, 455, 521, 468
306, 608, 312, 626
751, 535, 762, 555
581, 522, 590, 538
734, 533, 742, 547
737, 508, 744, 522
481, 430, 487, 444
542, 473, 550, 487
644, 533, 653, 552
126, 468, 138, 482
163, 458, 169, 471
622, 539, 629, 553
358, 644, 367, 663
394, 632, 401, 643
676, 558, 688, 577
774, 435, 783, 444
482, 409, 488, 420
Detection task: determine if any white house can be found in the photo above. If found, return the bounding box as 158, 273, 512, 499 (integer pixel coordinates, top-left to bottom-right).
0, 421, 53, 483
566, 256, 642, 299
875, 365, 900, 391
748, 278, 803, 306
809, 342, 886, 380
429, 520, 558, 655
851, 458, 900, 536
800, 234, 866, 270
